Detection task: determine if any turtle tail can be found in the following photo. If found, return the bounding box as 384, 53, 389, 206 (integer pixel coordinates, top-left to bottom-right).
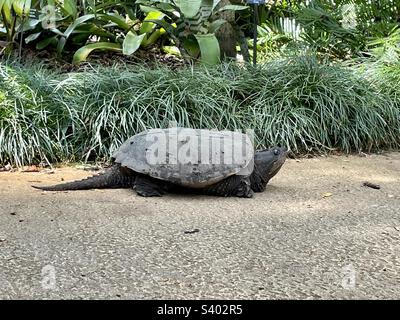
32, 164, 135, 191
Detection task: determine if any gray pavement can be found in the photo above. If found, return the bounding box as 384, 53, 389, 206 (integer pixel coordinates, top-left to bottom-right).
0, 153, 399, 299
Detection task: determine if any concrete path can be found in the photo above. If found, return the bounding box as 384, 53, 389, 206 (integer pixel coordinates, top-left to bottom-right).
0, 153, 399, 299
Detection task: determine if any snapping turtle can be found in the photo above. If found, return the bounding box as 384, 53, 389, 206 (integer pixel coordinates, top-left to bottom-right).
33, 128, 287, 198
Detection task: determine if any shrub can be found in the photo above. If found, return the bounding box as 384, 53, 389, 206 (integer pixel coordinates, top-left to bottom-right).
0, 62, 78, 165
234, 56, 400, 152
0, 56, 399, 166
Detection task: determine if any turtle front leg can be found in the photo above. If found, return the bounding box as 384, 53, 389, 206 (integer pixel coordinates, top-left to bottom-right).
134, 175, 167, 197
202, 175, 254, 198
234, 177, 254, 198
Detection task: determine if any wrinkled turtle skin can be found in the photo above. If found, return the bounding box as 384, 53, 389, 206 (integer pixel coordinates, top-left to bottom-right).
33, 128, 287, 198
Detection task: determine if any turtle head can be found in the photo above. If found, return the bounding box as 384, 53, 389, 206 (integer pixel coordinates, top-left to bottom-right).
250, 147, 287, 192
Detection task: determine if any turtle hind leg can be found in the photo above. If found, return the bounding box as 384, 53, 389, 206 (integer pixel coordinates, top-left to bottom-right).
134, 175, 167, 197
202, 175, 254, 198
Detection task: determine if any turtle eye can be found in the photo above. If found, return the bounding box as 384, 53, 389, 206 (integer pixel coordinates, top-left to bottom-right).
273, 149, 280, 156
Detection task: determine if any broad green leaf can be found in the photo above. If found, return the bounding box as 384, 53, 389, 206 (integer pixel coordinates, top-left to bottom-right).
63, 0, 77, 18
24, 18, 41, 29
139, 5, 162, 14
208, 19, 227, 33
73, 24, 115, 39
1, 0, 13, 25
162, 45, 180, 56
140, 11, 165, 34
175, 0, 202, 18
36, 35, 57, 50
142, 29, 165, 47
146, 19, 177, 39
0, 0, 11, 10
73, 42, 122, 64
194, 34, 220, 65
57, 37, 66, 54
218, 5, 248, 12
123, 5, 137, 20
138, 1, 175, 13
25, 32, 41, 43
50, 28, 65, 37
123, 32, 146, 55
12, 0, 31, 17
183, 37, 200, 57
71, 33, 90, 44
97, 13, 131, 30
63, 14, 95, 39
58, 14, 96, 53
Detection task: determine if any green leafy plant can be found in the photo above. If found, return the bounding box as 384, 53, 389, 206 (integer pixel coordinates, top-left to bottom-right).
137, 0, 248, 64
1, 0, 248, 64
31, 1, 143, 62
366, 26, 400, 63
295, 1, 363, 60
255, 0, 400, 61
249, 21, 296, 62
0, 0, 32, 54
1, 1, 159, 62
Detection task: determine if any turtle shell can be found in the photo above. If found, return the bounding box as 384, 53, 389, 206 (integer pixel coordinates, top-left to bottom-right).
112, 128, 254, 188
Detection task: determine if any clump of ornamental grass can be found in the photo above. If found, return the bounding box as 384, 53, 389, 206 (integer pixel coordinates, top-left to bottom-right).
233, 56, 400, 152
0, 56, 399, 166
